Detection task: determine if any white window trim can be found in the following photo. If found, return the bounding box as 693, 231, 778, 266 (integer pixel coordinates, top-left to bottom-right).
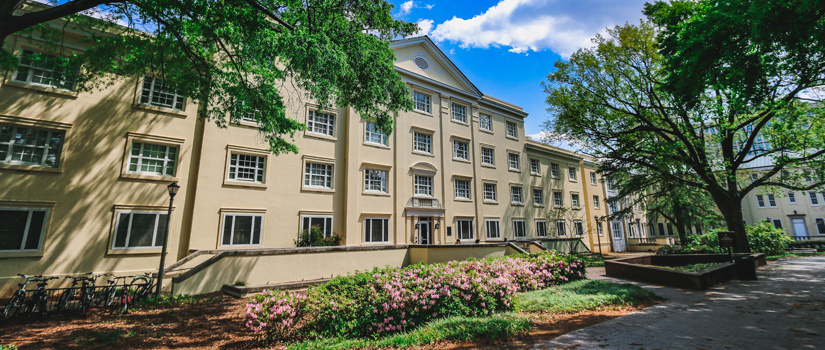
550, 163, 560, 178
220, 213, 264, 247
530, 159, 541, 175
306, 110, 336, 138
483, 182, 498, 202
533, 188, 544, 206
815, 217, 825, 235
456, 218, 474, 241
756, 195, 766, 208
301, 214, 334, 237
364, 217, 390, 244
553, 191, 564, 207
112, 210, 168, 250
13, 49, 77, 91
574, 221, 585, 236
139, 76, 186, 111
789, 192, 797, 204
453, 140, 470, 161
364, 168, 389, 194
511, 185, 524, 204
451, 103, 468, 124
481, 147, 495, 167
414, 175, 434, 197
535, 220, 548, 237
224, 145, 269, 188
809, 192, 820, 206
304, 162, 335, 190
767, 194, 777, 208
0, 123, 66, 169
590, 172, 597, 185
0, 207, 49, 253
364, 121, 389, 147
593, 195, 600, 209
413, 130, 433, 155
455, 178, 472, 200
485, 219, 501, 240
505, 120, 518, 139
556, 220, 567, 237
568, 167, 577, 181
413, 91, 432, 114
508, 152, 521, 171
571, 193, 580, 208
513, 219, 527, 239
479, 114, 493, 132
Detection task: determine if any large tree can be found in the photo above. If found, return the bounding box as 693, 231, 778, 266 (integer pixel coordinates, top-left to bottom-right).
1, 0, 417, 153
544, 1, 825, 253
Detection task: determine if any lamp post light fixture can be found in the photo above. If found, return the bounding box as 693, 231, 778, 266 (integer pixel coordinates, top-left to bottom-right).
594, 215, 603, 257
156, 182, 180, 297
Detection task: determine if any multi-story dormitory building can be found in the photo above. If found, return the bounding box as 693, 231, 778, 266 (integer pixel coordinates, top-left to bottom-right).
1, 26, 612, 294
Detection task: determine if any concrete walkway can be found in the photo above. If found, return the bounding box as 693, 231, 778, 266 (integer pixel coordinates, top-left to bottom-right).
538, 256, 825, 350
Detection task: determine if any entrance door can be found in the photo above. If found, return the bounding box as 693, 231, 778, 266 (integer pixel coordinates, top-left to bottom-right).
611, 221, 626, 252
417, 217, 432, 244
792, 218, 808, 237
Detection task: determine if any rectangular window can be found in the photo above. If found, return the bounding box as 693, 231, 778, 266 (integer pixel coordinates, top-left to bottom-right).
486, 219, 501, 239
816, 218, 825, 235
483, 183, 497, 201
364, 218, 390, 243
457, 219, 474, 240
608, 200, 619, 214
0, 208, 47, 252
627, 222, 636, 238
481, 147, 495, 166
14, 50, 76, 90
453, 140, 469, 160
139, 76, 185, 110
113, 211, 168, 249
556, 220, 567, 236
0, 125, 65, 168
597, 222, 604, 236
480, 114, 492, 131
301, 215, 333, 237
508, 153, 520, 171
550, 163, 560, 178
511, 186, 523, 204
590, 172, 596, 185
307, 110, 335, 137
533, 189, 544, 206
536, 220, 547, 237
574, 221, 584, 236
772, 219, 783, 230
751, 173, 759, 182
506, 121, 518, 138
789, 192, 797, 204
455, 179, 471, 199
809, 192, 819, 206
568, 167, 577, 181
452, 103, 467, 123
611, 222, 622, 238
128, 142, 178, 177
593, 195, 600, 209
513, 220, 526, 238
229, 153, 266, 183
414, 92, 431, 113
756, 195, 765, 208
571, 193, 580, 208
220, 213, 262, 246
415, 175, 433, 196
658, 222, 666, 236
413, 132, 432, 154
304, 162, 333, 189
553, 191, 563, 207
365, 169, 388, 193
365, 122, 388, 146
768, 194, 777, 207
667, 223, 675, 236
530, 159, 540, 174
695, 225, 702, 235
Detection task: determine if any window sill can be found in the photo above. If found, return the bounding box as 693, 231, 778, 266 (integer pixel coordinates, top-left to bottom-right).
364, 141, 391, 149
505, 135, 519, 141
363, 191, 391, 197
230, 120, 263, 129
568, 180, 578, 183
223, 180, 268, 189
531, 172, 541, 177
412, 151, 435, 157
107, 248, 162, 256
133, 103, 188, 117
483, 200, 498, 205
481, 163, 496, 169
2, 80, 78, 98
511, 202, 525, 207
0, 163, 62, 173
455, 198, 473, 202
479, 129, 494, 135
0, 251, 44, 258
508, 168, 522, 173
304, 132, 337, 142
451, 119, 469, 127
412, 109, 433, 117
302, 186, 335, 193
453, 158, 471, 164
120, 173, 179, 182
533, 204, 545, 208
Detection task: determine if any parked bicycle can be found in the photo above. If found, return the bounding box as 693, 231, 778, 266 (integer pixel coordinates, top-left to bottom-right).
3, 274, 58, 319
56, 274, 98, 316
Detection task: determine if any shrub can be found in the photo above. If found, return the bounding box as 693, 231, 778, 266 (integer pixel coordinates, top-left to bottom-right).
295, 226, 343, 247
657, 221, 792, 256
245, 252, 585, 342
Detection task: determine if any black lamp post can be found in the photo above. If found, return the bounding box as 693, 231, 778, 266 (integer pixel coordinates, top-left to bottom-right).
156, 182, 180, 297
594, 215, 603, 257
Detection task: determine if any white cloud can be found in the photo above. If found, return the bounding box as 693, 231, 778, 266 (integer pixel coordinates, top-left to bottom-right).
425, 4, 435, 10
399, 1, 414, 16
429, 0, 648, 57
414, 19, 434, 37
527, 131, 586, 152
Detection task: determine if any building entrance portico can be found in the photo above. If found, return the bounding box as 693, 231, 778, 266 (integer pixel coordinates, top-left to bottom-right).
417, 217, 432, 244
405, 197, 445, 244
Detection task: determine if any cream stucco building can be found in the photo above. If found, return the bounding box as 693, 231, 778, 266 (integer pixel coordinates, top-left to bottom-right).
1, 28, 609, 294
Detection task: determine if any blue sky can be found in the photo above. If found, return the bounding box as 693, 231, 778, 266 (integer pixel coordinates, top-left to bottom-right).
390, 0, 649, 140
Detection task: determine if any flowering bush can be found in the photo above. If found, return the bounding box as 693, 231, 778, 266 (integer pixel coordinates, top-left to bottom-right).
245, 251, 585, 341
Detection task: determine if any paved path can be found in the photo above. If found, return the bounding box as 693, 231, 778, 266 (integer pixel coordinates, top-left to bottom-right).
538, 256, 825, 350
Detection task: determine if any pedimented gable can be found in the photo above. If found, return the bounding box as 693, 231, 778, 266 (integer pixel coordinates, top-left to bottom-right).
391, 36, 481, 97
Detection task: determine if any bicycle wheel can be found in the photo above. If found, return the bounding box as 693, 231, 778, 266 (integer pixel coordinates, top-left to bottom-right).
36, 293, 49, 316
56, 289, 73, 312
129, 277, 152, 302
3, 292, 24, 319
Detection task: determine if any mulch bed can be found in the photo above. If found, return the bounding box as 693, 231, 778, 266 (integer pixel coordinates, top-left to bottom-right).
0, 293, 657, 349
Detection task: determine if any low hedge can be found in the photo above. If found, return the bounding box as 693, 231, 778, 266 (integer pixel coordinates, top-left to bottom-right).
245, 251, 585, 342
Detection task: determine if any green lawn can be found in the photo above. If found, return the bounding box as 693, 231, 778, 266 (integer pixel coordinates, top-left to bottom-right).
287, 279, 658, 350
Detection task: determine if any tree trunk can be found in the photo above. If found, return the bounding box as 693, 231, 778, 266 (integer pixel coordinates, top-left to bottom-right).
718, 201, 751, 253
675, 223, 689, 244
